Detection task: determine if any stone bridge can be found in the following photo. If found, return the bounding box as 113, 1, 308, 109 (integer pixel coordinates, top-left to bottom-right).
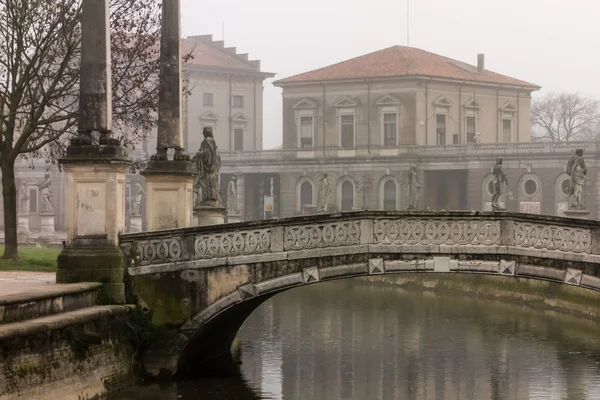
119, 211, 600, 376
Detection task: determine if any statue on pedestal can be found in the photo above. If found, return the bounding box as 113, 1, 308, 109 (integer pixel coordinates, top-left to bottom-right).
132, 182, 145, 216
227, 176, 238, 215
566, 148, 587, 210
407, 166, 421, 210
491, 157, 508, 212
316, 173, 330, 213
193, 127, 221, 206
19, 182, 30, 214
35, 173, 54, 213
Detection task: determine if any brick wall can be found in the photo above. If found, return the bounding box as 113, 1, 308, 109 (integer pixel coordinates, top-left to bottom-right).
0, 315, 134, 399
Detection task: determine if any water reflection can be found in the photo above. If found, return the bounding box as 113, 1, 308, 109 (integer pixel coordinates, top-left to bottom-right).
116, 279, 600, 400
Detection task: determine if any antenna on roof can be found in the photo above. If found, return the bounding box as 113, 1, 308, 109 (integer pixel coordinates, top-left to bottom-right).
406, 0, 410, 46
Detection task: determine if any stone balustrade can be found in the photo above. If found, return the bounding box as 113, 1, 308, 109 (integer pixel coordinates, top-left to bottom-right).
218, 141, 594, 161
119, 211, 600, 272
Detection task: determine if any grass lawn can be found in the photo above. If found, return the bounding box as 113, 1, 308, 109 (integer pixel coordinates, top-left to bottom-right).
0, 246, 59, 272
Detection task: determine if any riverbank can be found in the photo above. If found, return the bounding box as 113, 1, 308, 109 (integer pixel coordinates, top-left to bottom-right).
362, 273, 600, 320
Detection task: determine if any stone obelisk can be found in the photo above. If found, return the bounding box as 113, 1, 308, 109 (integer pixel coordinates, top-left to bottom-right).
57, 0, 131, 304
141, 0, 194, 230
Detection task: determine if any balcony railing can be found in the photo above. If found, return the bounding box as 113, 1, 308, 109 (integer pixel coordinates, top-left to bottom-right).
220, 141, 594, 161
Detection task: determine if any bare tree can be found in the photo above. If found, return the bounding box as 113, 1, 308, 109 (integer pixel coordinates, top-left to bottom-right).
0, 0, 163, 260
531, 92, 600, 142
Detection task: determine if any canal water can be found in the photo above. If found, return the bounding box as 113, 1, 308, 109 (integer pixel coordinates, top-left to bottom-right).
116, 279, 600, 399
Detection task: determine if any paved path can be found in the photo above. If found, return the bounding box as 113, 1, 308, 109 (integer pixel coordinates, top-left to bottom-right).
0, 271, 57, 299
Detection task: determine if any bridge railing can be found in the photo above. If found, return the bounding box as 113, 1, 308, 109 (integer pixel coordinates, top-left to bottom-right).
118, 211, 600, 269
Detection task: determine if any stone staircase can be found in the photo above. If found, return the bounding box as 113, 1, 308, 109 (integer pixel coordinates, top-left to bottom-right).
0, 276, 135, 399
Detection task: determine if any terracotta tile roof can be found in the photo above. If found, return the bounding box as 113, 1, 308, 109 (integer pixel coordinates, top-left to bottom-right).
274, 46, 539, 88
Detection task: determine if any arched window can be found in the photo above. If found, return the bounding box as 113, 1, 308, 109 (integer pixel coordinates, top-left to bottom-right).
383, 180, 397, 210
300, 181, 313, 208
341, 181, 354, 211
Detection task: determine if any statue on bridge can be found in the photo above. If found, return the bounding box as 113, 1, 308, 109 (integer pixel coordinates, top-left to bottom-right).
194, 127, 221, 206
316, 173, 330, 213
491, 157, 508, 212
566, 149, 587, 210
407, 166, 421, 210
227, 176, 238, 215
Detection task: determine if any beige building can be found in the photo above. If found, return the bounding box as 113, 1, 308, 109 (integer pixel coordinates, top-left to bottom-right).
219, 46, 598, 221
276, 47, 537, 150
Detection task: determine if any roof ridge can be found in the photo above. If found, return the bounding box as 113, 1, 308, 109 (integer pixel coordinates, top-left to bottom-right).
274, 45, 539, 88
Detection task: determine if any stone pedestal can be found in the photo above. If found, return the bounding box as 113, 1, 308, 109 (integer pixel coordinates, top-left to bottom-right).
564, 209, 590, 220
37, 213, 58, 243
129, 215, 143, 233
57, 145, 131, 304
141, 159, 195, 231
17, 213, 31, 236
226, 213, 242, 224
194, 204, 226, 226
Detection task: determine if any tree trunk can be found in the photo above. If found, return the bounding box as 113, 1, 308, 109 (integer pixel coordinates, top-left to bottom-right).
1, 161, 19, 260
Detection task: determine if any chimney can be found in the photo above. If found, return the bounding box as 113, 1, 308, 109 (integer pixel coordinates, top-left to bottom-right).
477, 54, 485, 73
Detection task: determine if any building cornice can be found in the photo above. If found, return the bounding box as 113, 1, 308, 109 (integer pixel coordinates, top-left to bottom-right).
273, 75, 540, 92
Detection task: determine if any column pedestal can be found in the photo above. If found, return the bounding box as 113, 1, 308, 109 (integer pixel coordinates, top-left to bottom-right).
129, 215, 143, 233
37, 213, 58, 244
17, 213, 31, 237
141, 159, 195, 231
225, 213, 242, 224
57, 144, 131, 304
194, 203, 226, 226
564, 209, 590, 220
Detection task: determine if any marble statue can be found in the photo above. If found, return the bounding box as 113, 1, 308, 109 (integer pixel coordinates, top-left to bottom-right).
316, 173, 330, 212
194, 127, 221, 205
227, 176, 238, 215
566, 148, 587, 210
19, 182, 30, 214
491, 157, 508, 212
407, 166, 421, 210
35, 173, 54, 213
133, 182, 145, 216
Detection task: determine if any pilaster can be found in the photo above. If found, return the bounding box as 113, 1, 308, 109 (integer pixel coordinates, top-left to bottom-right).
236, 173, 246, 221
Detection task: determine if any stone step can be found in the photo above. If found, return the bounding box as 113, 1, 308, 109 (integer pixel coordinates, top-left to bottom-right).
0, 305, 134, 341
0, 282, 103, 325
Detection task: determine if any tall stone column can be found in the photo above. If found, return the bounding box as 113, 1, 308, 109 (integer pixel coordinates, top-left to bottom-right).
141, 0, 194, 230
57, 0, 130, 304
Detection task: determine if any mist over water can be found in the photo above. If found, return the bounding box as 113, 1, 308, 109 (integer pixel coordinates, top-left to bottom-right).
117, 279, 600, 399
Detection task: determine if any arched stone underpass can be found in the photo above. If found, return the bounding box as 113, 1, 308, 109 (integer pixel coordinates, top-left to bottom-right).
119, 211, 600, 376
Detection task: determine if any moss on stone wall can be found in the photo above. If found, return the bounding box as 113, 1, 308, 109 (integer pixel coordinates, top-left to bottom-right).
361, 274, 600, 320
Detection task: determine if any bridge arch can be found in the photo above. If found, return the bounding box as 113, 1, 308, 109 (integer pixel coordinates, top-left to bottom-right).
119, 211, 600, 375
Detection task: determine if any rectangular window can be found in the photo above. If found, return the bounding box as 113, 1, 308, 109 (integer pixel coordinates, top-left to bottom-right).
436, 114, 446, 145
466, 116, 476, 143
383, 113, 397, 146
503, 119, 512, 143
341, 115, 355, 148
232, 95, 244, 108
300, 116, 313, 148
203, 93, 214, 106
29, 188, 38, 214
233, 128, 244, 151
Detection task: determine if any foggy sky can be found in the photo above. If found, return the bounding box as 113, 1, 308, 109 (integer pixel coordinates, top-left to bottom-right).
181, 0, 600, 149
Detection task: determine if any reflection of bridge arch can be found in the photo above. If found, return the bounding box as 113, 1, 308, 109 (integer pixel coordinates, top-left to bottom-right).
119, 211, 600, 375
